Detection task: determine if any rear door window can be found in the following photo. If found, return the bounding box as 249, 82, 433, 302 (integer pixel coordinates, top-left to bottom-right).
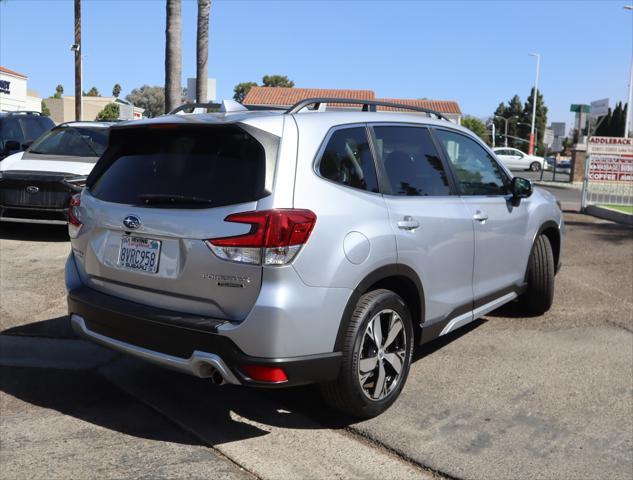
372, 126, 451, 196
89, 125, 268, 208
317, 127, 379, 193
0, 118, 24, 148
20, 117, 54, 142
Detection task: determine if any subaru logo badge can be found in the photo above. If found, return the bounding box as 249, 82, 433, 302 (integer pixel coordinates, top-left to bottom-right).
26, 185, 39, 194
123, 215, 141, 230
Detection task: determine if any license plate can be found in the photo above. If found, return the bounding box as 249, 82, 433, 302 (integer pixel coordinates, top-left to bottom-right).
118, 236, 161, 274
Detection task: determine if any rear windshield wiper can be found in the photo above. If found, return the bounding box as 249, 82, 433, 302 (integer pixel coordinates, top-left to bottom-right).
138, 194, 214, 205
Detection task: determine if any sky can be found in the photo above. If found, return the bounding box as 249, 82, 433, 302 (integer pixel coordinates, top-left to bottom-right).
1, 0, 632, 130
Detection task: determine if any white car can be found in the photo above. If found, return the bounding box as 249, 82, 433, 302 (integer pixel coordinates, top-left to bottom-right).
493, 147, 545, 172
0, 121, 111, 224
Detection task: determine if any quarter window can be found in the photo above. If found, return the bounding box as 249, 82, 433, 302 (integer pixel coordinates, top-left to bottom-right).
373, 126, 450, 196
436, 130, 509, 196
318, 127, 379, 193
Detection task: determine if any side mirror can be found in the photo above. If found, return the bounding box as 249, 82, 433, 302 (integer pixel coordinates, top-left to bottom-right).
511, 177, 532, 206
4, 140, 21, 153
21, 140, 33, 150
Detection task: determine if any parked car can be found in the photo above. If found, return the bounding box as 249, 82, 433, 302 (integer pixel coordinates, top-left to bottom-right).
0, 121, 111, 224
66, 99, 564, 418
0, 111, 55, 161
493, 147, 545, 172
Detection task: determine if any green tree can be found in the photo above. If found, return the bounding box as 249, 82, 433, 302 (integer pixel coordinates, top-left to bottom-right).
461, 116, 489, 145
520, 88, 548, 154
85, 86, 100, 97
126, 85, 164, 118
53, 84, 64, 99
262, 75, 294, 88
112, 83, 122, 98
492, 95, 523, 148
41, 101, 51, 117
95, 102, 120, 121
506, 95, 524, 149
595, 102, 629, 137
233, 81, 258, 103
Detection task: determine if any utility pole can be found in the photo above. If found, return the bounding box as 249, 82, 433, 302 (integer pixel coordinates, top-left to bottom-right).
529, 53, 541, 155
74, 0, 82, 121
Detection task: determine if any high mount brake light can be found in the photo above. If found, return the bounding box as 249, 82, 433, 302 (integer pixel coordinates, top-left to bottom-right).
205, 209, 316, 265
68, 193, 82, 238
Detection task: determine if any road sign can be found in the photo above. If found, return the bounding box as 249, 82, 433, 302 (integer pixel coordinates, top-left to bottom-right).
543, 128, 554, 146
589, 98, 609, 118
551, 122, 566, 137
570, 104, 590, 113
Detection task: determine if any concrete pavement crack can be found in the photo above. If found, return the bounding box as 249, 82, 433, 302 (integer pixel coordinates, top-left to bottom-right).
341, 426, 458, 480
95, 367, 262, 480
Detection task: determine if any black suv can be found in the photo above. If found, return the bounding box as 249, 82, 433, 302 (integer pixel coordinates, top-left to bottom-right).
0, 111, 55, 161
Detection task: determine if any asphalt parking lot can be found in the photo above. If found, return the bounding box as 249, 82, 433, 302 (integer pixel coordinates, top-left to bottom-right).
1, 192, 632, 480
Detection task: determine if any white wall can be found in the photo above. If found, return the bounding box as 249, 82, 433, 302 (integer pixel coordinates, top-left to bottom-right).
0, 72, 41, 112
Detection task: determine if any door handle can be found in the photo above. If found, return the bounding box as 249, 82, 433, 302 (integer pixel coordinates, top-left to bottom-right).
472, 211, 488, 222
397, 216, 420, 230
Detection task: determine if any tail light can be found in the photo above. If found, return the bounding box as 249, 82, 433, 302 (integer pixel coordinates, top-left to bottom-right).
68, 193, 82, 238
205, 209, 316, 265
240, 365, 288, 383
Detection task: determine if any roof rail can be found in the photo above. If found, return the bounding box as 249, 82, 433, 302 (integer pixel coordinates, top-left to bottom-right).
169, 99, 286, 115
285, 98, 451, 121
3, 110, 42, 116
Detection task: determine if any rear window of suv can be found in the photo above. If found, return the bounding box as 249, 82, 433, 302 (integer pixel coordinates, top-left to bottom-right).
89, 125, 267, 208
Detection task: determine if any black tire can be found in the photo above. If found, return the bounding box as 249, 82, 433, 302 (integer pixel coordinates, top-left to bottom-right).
522, 235, 555, 314
530, 161, 541, 172
320, 289, 414, 418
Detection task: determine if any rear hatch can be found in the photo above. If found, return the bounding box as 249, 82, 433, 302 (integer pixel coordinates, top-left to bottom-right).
72, 121, 280, 321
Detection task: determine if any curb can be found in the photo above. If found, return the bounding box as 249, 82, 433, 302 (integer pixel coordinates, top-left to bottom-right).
533, 181, 582, 190
585, 205, 633, 226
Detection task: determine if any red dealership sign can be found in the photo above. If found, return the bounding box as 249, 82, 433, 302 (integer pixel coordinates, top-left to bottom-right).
587, 137, 633, 182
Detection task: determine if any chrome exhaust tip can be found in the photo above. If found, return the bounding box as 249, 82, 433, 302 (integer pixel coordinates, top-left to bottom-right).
195, 361, 227, 385
211, 369, 226, 386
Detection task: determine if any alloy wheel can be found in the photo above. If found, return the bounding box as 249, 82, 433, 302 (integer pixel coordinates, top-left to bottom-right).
357, 309, 407, 400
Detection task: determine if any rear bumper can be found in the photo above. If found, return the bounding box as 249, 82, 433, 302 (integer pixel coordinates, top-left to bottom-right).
67, 284, 342, 387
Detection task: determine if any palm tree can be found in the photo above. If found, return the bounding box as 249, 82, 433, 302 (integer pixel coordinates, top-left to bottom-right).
196, 0, 212, 103
165, 0, 182, 113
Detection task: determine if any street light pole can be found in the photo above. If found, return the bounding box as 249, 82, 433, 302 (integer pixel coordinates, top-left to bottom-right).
517, 122, 539, 147
529, 53, 541, 155
487, 122, 496, 147
494, 115, 519, 147
625, 6, 633, 137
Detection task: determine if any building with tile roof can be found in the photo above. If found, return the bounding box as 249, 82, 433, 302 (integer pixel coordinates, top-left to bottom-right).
243, 86, 461, 123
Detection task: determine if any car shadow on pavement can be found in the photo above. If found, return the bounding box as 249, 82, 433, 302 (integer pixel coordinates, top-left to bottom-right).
2, 316, 76, 338
0, 365, 206, 446
0, 222, 69, 242
0, 316, 485, 447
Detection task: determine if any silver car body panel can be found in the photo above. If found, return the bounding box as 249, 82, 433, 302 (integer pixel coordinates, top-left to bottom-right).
66, 108, 564, 365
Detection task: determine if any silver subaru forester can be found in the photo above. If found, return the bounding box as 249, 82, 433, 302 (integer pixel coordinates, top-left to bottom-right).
66, 98, 564, 418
